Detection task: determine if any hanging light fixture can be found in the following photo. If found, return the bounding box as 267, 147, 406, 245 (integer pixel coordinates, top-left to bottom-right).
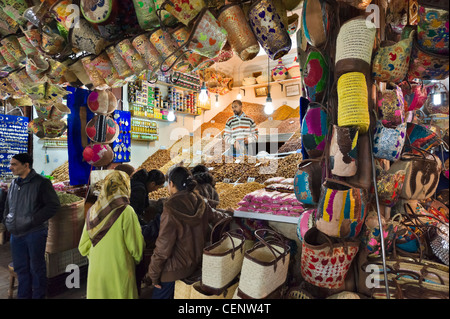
167, 109, 175, 122
236, 91, 242, 100
264, 56, 274, 115
215, 94, 219, 108
199, 81, 209, 103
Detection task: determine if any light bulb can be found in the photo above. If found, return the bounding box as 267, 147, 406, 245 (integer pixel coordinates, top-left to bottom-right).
264, 94, 274, 115
433, 92, 442, 106
199, 82, 208, 103
236, 92, 242, 100
167, 110, 175, 122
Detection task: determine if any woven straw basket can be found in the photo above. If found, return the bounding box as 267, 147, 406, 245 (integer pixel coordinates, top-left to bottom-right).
174, 280, 193, 299
191, 279, 239, 299
336, 16, 376, 65
236, 229, 290, 299
337, 72, 370, 133
201, 230, 246, 294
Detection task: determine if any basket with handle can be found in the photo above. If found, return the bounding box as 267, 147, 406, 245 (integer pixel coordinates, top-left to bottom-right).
236, 228, 290, 299
301, 226, 359, 289
201, 220, 246, 295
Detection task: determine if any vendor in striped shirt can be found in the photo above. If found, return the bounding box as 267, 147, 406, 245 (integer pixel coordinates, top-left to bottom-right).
223, 100, 258, 156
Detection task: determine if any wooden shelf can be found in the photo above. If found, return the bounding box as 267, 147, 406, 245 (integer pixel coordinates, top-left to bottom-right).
236, 78, 301, 91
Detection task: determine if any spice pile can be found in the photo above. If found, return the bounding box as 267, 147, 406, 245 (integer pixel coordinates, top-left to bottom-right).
56, 191, 84, 205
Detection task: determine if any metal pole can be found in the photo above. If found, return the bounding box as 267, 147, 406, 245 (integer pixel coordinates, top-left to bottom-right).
368, 132, 390, 298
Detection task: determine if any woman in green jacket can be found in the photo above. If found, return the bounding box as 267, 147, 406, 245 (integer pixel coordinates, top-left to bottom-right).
79, 170, 145, 299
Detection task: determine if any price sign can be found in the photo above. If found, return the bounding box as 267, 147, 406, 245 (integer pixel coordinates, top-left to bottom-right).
247, 177, 255, 183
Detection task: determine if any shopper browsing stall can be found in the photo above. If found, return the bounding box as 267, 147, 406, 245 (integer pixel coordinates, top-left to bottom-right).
130, 168, 166, 225
79, 170, 144, 299
3, 153, 60, 299
191, 164, 220, 208
147, 166, 229, 299
223, 100, 259, 156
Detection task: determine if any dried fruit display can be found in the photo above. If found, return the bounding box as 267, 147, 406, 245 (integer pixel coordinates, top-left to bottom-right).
215, 182, 266, 210
148, 187, 170, 201
278, 131, 301, 153
138, 149, 172, 172
277, 118, 300, 134
51, 161, 69, 183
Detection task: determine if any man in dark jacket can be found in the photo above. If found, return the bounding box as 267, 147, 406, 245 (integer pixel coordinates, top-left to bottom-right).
3, 153, 60, 299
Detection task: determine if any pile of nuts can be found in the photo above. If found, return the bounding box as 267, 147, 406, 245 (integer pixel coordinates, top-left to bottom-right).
138, 149, 172, 172
215, 182, 266, 210
148, 187, 170, 201
51, 161, 69, 183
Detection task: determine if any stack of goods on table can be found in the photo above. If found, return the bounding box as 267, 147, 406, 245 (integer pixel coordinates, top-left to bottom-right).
237, 177, 304, 217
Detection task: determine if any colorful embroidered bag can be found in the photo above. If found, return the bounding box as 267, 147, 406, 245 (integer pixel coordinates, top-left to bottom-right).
86, 115, 120, 144
297, 209, 316, 242
302, 0, 329, 48
82, 143, 114, 167
294, 159, 323, 205
301, 227, 359, 289
377, 85, 406, 128
376, 165, 406, 207
373, 120, 407, 162
404, 122, 441, 153
408, 39, 449, 81
329, 125, 359, 177
302, 47, 329, 103
417, 4, 449, 55
315, 179, 369, 239
371, 30, 415, 84
301, 102, 329, 158
388, 151, 441, 200
400, 81, 428, 112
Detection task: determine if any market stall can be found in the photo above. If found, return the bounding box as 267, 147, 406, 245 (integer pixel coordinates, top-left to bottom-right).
0, 0, 448, 300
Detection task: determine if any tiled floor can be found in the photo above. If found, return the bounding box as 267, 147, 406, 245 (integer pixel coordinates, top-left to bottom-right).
0, 239, 153, 299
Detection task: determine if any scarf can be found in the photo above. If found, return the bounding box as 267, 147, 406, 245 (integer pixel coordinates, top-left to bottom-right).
86, 170, 131, 246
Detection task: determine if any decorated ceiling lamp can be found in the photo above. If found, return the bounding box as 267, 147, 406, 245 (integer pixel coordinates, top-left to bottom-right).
115, 38, 148, 77
132, 0, 159, 30
49, 0, 77, 31
1, 35, 26, 64
248, 0, 292, 60
7, 67, 33, 96
17, 36, 38, 56
25, 55, 49, 82
0, 0, 29, 25
218, 3, 260, 62
80, 0, 118, 24
43, 120, 67, 138
68, 59, 94, 88
150, 28, 184, 72
69, 19, 108, 55
105, 45, 137, 83
92, 52, 127, 88
27, 118, 46, 138
187, 9, 228, 58
50, 102, 71, 121
22, 28, 41, 49
157, 0, 206, 26
132, 33, 163, 78
81, 55, 109, 90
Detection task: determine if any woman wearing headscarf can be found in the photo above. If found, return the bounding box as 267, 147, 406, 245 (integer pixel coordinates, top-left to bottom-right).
78, 170, 145, 299
190, 164, 220, 208
147, 166, 230, 299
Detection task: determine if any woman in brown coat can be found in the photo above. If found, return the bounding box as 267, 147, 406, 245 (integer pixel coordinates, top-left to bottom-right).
147, 166, 228, 299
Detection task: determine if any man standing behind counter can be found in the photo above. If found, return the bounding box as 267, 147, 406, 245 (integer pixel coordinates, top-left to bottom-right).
3, 153, 60, 299
223, 100, 258, 157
